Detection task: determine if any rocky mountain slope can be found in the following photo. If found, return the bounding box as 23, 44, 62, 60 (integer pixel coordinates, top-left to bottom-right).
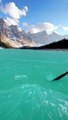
0, 34, 22, 48
0, 18, 36, 48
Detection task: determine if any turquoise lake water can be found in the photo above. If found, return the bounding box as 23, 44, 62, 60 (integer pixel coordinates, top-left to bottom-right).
0, 49, 68, 120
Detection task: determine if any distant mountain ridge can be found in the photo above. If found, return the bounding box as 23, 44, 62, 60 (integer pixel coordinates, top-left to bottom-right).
0, 18, 68, 48
27, 29, 68, 45
27, 30, 48, 45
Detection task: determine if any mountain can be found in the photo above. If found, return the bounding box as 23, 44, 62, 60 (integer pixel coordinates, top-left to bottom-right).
0, 18, 25, 40
47, 32, 63, 43
38, 38, 68, 49
28, 31, 65, 45
27, 30, 48, 45
64, 34, 68, 39
9, 25, 26, 40
44, 39, 68, 49
0, 18, 9, 37
0, 34, 23, 48
20, 39, 68, 49
0, 18, 36, 48
0, 18, 68, 48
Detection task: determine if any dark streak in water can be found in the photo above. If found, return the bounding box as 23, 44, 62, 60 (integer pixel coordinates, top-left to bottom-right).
52, 71, 68, 81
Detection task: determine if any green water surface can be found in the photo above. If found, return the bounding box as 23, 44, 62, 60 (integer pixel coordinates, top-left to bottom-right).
0, 49, 68, 120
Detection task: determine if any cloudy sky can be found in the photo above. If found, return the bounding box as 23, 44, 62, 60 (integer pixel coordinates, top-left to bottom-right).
0, 0, 68, 34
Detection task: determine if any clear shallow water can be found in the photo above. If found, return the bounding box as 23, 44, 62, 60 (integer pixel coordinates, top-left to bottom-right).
0, 49, 68, 120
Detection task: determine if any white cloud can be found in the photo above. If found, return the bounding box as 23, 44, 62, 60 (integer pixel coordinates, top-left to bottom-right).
0, 2, 28, 19
28, 22, 58, 34
24, 6, 28, 12
43, 22, 58, 33
4, 17, 19, 26
62, 26, 68, 31
22, 22, 28, 26
28, 27, 40, 33
18, 27, 22, 31
0, 2, 28, 26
